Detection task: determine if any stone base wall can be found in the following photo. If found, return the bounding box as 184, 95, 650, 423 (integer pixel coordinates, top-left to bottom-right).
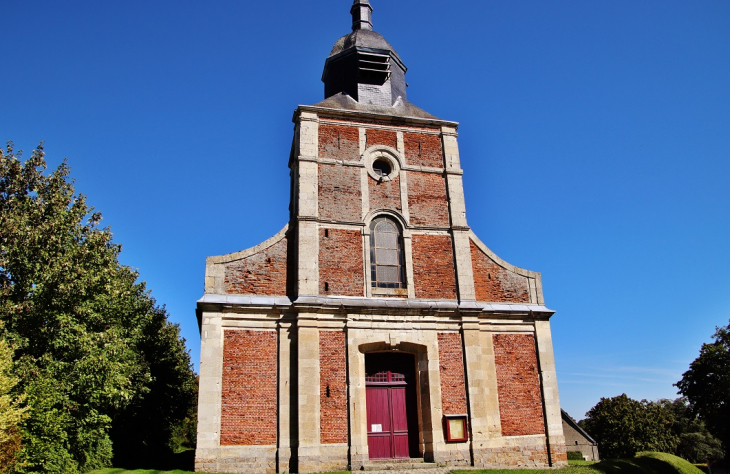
472, 436, 567, 469
296, 445, 349, 474
196, 443, 567, 473
550, 436, 568, 465
432, 444, 471, 466
195, 446, 277, 474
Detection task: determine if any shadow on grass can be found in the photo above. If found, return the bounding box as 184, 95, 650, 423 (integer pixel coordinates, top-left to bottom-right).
564, 454, 701, 474
113, 450, 195, 472
454, 452, 704, 474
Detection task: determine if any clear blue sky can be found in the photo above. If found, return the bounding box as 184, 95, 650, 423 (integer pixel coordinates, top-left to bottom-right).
2, 1, 729, 420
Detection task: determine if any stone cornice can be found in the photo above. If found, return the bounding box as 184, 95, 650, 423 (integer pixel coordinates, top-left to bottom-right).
197, 293, 555, 318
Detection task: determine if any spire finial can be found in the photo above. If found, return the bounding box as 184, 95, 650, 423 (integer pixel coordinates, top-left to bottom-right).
351, 0, 373, 31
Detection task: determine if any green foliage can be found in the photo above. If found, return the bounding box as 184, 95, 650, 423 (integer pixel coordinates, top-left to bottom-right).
110, 313, 198, 465
0, 143, 197, 472
666, 398, 723, 463
581, 394, 678, 459
567, 451, 585, 461
676, 321, 730, 461
0, 330, 28, 472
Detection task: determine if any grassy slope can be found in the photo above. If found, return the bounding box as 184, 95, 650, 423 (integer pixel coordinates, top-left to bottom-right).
91, 451, 703, 474
452, 452, 703, 474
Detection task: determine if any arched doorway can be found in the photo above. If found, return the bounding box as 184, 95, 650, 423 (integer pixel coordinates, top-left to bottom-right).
365, 352, 419, 459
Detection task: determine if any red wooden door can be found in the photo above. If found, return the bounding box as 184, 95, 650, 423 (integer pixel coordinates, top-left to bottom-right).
390, 387, 410, 457
366, 385, 410, 458
366, 359, 415, 459
366, 387, 392, 459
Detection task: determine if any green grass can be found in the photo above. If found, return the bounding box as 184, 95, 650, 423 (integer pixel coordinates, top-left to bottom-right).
453, 452, 704, 474
92, 452, 703, 474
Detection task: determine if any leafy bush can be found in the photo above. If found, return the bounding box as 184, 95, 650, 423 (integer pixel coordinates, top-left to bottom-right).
582, 394, 678, 459
568, 451, 585, 460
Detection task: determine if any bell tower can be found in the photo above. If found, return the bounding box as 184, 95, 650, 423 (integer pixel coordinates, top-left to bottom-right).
322, 0, 407, 106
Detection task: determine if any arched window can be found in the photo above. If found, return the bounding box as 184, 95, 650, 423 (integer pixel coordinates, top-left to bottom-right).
370, 217, 405, 289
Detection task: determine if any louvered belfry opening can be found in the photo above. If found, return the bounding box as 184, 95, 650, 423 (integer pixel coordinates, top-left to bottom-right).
370, 217, 405, 289
358, 51, 390, 85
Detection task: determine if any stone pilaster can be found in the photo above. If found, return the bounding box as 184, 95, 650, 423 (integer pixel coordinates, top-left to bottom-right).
535, 320, 567, 466
347, 330, 368, 471
278, 322, 294, 473
441, 126, 475, 301
297, 317, 321, 472
295, 112, 320, 296
195, 312, 223, 472
461, 320, 487, 456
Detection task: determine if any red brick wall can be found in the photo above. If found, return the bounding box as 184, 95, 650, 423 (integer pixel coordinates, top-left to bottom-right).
493, 334, 545, 436
470, 240, 530, 303
437, 332, 467, 414
320, 330, 348, 444
369, 175, 402, 212
412, 234, 457, 299
320, 124, 360, 161
408, 172, 450, 227
319, 228, 364, 296
365, 128, 397, 150
404, 132, 443, 168
225, 237, 288, 296
318, 163, 362, 222
221, 330, 278, 445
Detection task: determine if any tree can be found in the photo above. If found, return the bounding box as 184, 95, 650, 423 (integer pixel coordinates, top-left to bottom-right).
0, 143, 197, 472
581, 394, 678, 459
676, 321, 730, 462
0, 329, 28, 473
667, 398, 724, 463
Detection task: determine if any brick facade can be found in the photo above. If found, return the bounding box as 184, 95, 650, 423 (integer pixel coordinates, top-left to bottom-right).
221, 330, 278, 446
320, 123, 360, 161
412, 234, 457, 299
320, 330, 348, 444
224, 237, 288, 296
471, 240, 530, 303
408, 172, 450, 227
437, 332, 468, 415
365, 128, 398, 150
404, 132, 443, 168
493, 334, 545, 436
319, 228, 364, 296
369, 174, 401, 212
318, 163, 362, 222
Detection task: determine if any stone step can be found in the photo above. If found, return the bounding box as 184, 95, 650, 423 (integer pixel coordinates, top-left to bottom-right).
362, 459, 438, 471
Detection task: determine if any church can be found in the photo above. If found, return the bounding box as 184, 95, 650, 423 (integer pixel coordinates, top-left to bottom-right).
195, 2, 567, 472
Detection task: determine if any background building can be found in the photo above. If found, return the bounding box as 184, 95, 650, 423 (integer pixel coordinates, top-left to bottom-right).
562, 410, 599, 461
196, 2, 566, 472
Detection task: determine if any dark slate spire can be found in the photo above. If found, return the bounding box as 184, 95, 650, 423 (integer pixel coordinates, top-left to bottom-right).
351, 0, 373, 31
322, 0, 408, 107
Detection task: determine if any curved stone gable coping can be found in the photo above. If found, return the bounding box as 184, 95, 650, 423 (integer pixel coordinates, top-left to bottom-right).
207, 224, 289, 265
469, 230, 541, 280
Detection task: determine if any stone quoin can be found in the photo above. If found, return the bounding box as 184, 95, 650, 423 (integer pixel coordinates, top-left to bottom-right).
195, 2, 567, 472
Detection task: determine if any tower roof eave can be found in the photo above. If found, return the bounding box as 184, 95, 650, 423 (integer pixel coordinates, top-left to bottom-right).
295, 93, 458, 128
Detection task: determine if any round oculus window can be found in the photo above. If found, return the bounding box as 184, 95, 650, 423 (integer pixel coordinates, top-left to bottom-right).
372, 159, 392, 178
